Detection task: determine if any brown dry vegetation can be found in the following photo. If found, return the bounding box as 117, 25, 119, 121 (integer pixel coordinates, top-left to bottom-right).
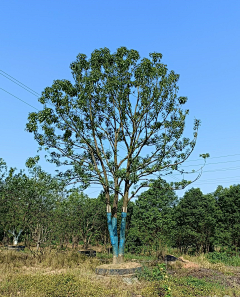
0, 247, 160, 297
1, 246, 240, 297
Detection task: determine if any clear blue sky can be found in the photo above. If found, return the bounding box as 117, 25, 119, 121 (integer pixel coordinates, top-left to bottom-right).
1, 0, 240, 199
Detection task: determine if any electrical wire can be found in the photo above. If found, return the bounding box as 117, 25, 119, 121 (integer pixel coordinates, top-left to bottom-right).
2, 70, 240, 162
193, 175, 240, 183
0, 70, 40, 97
193, 166, 240, 173
184, 153, 240, 163
0, 70, 129, 157
0, 88, 39, 111
1, 87, 240, 178
167, 166, 240, 177
181, 177, 240, 184
1, 70, 240, 180
181, 159, 240, 168
186, 179, 240, 186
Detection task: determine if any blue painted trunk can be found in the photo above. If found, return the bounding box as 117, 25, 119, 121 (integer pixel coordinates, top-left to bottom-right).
119, 212, 127, 256
112, 217, 118, 257
107, 213, 118, 257
107, 212, 127, 259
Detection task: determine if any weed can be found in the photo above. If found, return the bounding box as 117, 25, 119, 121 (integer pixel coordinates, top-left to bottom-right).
168, 275, 237, 297
207, 251, 240, 267
137, 263, 167, 281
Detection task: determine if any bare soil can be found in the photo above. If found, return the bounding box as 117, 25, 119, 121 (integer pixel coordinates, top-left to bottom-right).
177, 256, 201, 269
168, 257, 240, 290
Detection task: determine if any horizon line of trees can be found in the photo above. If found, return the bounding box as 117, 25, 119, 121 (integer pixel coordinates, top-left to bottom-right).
1, 158, 239, 255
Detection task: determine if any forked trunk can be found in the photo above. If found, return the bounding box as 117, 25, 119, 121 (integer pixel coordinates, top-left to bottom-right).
9, 230, 22, 246
107, 205, 127, 264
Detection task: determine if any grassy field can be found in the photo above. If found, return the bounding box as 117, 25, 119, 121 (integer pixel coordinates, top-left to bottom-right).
0, 246, 240, 297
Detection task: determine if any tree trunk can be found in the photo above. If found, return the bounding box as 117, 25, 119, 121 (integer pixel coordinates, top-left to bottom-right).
59, 233, 68, 249
118, 208, 127, 263
106, 205, 127, 264
107, 205, 118, 264
36, 241, 40, 251
83, 238, 88, 250
64, 235, 69, 249
9, 230, 22, 246
2, 234, 8, 246
72, 235, 79, 249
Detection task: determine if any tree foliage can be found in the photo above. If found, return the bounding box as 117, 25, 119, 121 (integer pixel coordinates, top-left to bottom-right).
26, 46, 206, 215
214, 184, 240, 249
126, 179, 177, 252
1, 157, 240, 256
0, 159, 63, 247
173, 188, 218, 253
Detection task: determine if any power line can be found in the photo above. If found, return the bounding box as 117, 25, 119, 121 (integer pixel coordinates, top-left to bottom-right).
0, 70, 194, 156
0, 88, 39, 111
184, 153, 240, 163
199, 166, 240, 173
0, 71, 127, 159
1, 72, 240, 193
1, 71, 240, 167
151, 163, 240, 178
1, 86, 239, 173
193, 180, 240, 186
193, 179, 240, 186
195, 175, 240, 183
181, 159, 240, 168
173, 166, 240, 175
0, 70, 129, 156
0, 70, 40, 97
0, 86, 125, 160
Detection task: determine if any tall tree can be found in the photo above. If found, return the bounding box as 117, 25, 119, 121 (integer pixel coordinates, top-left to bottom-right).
66, 191, 103, 249
26, 47, 208, 263
126, 179, 177, 253
173, 188, 217, 253
214, 184, 240, 250
0, 159, 63, 248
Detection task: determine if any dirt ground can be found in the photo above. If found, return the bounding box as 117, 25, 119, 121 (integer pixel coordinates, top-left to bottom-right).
168, 258, 240, 290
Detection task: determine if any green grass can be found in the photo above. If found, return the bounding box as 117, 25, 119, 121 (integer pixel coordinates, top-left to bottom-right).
207, 251, 240, 266
0, 273, 124, 297
169, 275, 234, 297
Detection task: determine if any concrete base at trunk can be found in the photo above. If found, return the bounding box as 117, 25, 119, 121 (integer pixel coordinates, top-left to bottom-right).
96, 262, 142, 276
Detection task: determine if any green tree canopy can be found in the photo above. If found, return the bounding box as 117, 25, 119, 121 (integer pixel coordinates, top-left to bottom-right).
214, 184, 240, 249
173, 188, 218, 253
126, 178, 177, 253
0, 159, 63, 247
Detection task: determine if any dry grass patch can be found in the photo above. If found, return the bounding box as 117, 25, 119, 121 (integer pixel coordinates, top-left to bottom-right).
0, 249, 159, 297
2, 249, 240, 296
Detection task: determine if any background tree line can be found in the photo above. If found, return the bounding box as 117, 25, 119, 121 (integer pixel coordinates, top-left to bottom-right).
1, 158, 239, 255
